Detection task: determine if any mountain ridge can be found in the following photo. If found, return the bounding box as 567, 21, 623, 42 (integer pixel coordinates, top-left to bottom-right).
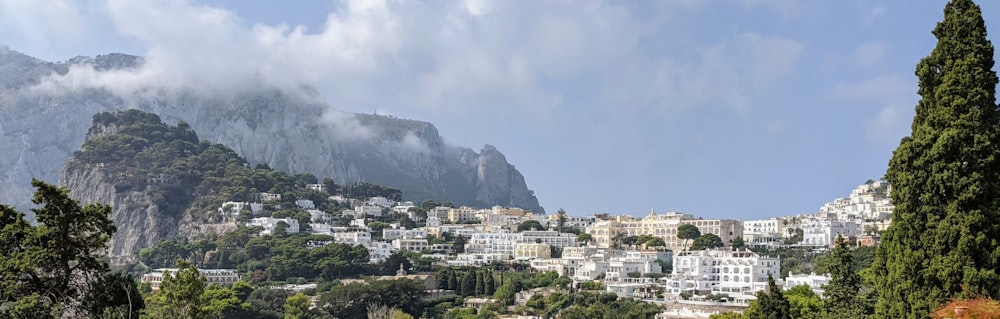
0, 47, 544, 215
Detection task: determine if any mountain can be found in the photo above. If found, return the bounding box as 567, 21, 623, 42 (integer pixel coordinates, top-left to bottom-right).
0, 46, 543, 215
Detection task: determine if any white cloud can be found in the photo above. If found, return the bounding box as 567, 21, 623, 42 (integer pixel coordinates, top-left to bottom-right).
0, 0, 87, 57
853, 42, 889, 70
16, 0, 807, 137
601, 32, 804, 115
829, 75, 916, 145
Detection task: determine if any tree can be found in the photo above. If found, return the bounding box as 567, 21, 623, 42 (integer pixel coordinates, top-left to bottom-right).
556, 208, 567, 233
517, 220, 544, 232
284, 293, 310, 319
825, 236, 865, 318
785, 285, 824, 319
730, 236, 747, 250
677, 224, 701, 248
460, 273, 475, 296
872, 1, 1000, 318
143, 262, 206, 319
452, 235, 466, 254
493, 282, 516, 306
746, 274, 791, 319
85, 272, 145, 319
483, 271, 495, 296
577, 233, 593, 246
475, 271, 485, 296
644, 237, 666, 248
690, 234, 724, 250
0, 179, 117, 318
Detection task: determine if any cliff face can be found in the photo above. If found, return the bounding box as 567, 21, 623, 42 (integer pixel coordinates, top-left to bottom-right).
59, 161, 175, 261
0, 47, 544, 216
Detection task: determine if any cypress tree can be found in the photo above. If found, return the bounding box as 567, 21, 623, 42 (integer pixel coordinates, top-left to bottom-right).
872, 0, 1000, 318
475, 271, 485, 296
447, 270, 458, 291
824, 235, 864, 318
484, 271, 495, 295
747, 274, 790, 319
460, 273, 475, 297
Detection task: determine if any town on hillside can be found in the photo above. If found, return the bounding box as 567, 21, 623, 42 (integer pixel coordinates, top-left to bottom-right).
142, 179, 892, 318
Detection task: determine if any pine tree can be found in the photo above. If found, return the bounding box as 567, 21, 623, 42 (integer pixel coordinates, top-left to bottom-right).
824, 235, 864, 318
747, 274, 790, 319
872, 0, 1000, 318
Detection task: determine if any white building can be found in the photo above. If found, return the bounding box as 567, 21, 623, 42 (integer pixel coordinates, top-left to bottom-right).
247, 217, 300, 236
801, 220, 859, 248
365, 241, 393, 263
742, 218, 786, 248
142, 268, 239, 291
392, 238, 430, 252
367, 196, 394, 208
295, 199, 315, 209
260, 192, 282, 202
521, 230, 577, 248
383, 228, 428, 241
784, 273, 830, 297
355, 205, 384, 218
306, 183, 326, 193
333, 231, 372, 245
667, 249, 781, 304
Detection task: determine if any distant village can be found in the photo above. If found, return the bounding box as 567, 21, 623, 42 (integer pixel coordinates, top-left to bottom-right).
143, 179, 893, 318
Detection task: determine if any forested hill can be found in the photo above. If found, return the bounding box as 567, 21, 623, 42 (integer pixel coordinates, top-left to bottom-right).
59, 109, 401, 262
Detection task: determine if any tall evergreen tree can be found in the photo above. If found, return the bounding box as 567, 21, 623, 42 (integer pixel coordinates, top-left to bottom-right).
484, 271, 496, 296
747, 274, 791, 319
460, 273, 474, 297
475, 271, 485, 296
0, 179, 117, 318
872, 0, 1000, 318
447, 270, 458, 291
824, 235, 864, 318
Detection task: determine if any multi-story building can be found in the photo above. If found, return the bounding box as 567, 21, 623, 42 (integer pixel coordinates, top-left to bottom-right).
383, 228, 428, 241
521, 230, 577, 248
514, 243, 551, 261
585, 211, 742, 252
801, 220, 859, 248
784, 273, 830, 297
742, 218, 786, 248
448, 206, 479, 223
333, 231, 372, 245
392, 238, 430, 252
667, 249, 780, 304
142, 268, 239, 291
260, 192, 282, 202
365, 241, 393, 263
246, 217, 300, 236
354, 205, 384, 218
367, 196, 394, 208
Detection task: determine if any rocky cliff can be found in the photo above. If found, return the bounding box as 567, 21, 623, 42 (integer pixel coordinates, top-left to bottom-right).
0, 47, 543, 215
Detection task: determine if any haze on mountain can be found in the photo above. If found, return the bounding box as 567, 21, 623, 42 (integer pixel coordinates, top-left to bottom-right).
2, 0, 1000, 219
0, 48, 543, 215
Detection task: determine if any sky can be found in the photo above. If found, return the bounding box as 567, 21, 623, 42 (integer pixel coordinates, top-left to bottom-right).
2, 0, 999, 219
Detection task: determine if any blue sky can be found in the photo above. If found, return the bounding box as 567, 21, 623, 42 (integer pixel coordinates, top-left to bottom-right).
2, 0, 999, 219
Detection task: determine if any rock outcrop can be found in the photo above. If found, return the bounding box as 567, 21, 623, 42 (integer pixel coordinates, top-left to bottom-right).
0, 47, 544, 217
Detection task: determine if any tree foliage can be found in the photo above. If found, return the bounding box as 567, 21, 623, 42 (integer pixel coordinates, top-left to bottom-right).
745, 275, 791, 319
0, 179, 118, 318
824, 236, 866, 318
690, 234, 724, 251
872, 0, 1000, 318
